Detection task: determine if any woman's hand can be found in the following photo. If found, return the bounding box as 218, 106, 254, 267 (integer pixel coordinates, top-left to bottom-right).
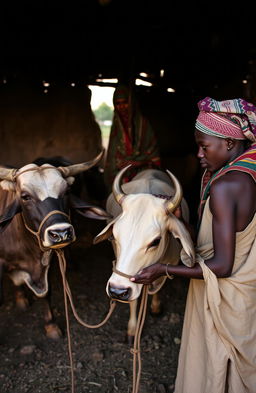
130, 262, 165, 285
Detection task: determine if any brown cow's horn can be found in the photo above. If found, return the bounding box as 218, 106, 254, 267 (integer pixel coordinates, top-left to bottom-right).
58, 150, 104, 177
0, 167, 17, 182
112, 165, 131, 204
165, 170, 183, 213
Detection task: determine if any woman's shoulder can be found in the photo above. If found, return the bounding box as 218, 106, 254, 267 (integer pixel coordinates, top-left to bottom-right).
211, 170, 255, 200
214, 169, 254, 185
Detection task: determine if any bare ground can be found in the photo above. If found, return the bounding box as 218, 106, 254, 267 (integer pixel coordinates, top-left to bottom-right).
0, 219, 189, 393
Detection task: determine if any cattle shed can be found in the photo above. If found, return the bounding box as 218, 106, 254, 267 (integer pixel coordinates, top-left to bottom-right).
1, 0, 255, 219
1, 5, 255, 137
1, 1, 256, 211
1, 2, 256, 392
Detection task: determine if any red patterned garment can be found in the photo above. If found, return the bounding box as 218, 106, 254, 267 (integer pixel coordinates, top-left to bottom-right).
104, 85, 161, 191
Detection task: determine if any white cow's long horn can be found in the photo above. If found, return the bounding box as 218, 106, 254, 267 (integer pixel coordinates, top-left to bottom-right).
0, 167, 17, 182
165, 170, 183, 213
58, 150, 104, 178
112, 165, 131, 204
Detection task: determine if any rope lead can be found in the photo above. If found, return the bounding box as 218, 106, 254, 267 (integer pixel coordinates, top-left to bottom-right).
55, 250, 151, 393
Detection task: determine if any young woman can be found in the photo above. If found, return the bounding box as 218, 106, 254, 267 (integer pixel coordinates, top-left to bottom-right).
130, 97, 256, 393
103, 84, 161, 192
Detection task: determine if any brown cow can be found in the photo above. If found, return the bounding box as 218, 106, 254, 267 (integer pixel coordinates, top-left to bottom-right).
0, 151, 110, 338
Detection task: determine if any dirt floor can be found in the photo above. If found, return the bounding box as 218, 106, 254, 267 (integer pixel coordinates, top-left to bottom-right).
0, 218, 189, 393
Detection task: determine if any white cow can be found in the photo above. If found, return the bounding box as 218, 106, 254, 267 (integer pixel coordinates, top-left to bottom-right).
94, 165, 195, 342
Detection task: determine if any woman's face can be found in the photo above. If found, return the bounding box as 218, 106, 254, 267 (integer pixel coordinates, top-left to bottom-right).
115, 97, 129, 116
195, 129, 230, 173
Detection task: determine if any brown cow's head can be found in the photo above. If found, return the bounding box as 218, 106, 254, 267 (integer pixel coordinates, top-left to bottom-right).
0, 151, 111, 297
0, 150, 110, 249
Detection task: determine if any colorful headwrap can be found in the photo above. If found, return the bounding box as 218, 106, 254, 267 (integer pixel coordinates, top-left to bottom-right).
195, 97, 256, 143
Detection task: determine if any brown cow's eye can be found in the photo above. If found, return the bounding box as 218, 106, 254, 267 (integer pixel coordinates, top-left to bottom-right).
148, 237, 161, 248
21, 193, 31, 201
108, 235, 114, 241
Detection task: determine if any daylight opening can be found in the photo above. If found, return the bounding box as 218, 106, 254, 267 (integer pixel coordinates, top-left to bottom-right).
88, 85, 115, 152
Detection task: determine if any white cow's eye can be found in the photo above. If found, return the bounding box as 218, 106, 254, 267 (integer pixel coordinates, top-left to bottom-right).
148, 237, 161, 248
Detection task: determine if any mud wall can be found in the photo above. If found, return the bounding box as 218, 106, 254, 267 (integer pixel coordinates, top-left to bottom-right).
0, 81, 103, 167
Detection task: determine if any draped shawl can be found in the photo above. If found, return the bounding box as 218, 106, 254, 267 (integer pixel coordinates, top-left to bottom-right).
175, 146, 256, 393
104, 86, 161, 191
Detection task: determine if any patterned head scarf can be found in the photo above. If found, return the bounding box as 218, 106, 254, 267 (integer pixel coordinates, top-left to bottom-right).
195, 97, 256, 143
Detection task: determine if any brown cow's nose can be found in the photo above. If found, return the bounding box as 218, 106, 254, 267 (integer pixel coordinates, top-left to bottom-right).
109, 286, 131, 301
48, 227, 74, 244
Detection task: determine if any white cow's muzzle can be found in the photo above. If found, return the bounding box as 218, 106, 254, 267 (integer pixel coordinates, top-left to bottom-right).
107, 271, 143, 302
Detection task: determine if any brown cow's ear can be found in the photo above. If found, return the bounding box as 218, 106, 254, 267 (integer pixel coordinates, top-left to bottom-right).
0, 179, 16, 192
167, 214, 195, 267
75, 206, 112, 220
0, 199, 21, 233
69, 194, 112, 220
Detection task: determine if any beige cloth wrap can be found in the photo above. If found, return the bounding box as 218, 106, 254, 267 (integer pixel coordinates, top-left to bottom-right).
175, 198, 256, 393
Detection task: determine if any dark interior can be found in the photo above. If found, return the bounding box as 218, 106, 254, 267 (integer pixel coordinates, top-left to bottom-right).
1, 0, 256, 221
1, 1, 255, 94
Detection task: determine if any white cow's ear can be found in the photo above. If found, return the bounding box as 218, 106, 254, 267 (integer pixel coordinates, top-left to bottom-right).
167, 214, 195, 267
0, 180, 16, 192
66, 176, 75, 185
93, 216, 119, 244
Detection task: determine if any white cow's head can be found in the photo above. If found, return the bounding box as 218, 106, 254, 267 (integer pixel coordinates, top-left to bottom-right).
94, 166, 195, 302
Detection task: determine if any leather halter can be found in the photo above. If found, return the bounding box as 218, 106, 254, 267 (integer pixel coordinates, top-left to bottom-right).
112, 260, 133, 279
11, 166, 72, 252
22, 210, 71, 252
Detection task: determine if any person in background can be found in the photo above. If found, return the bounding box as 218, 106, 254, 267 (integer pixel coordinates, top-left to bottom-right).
103, 83, 161, 192
130, 97, 256, 393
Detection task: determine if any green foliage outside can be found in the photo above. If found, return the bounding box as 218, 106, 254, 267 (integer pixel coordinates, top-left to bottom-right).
93, 102, 113, 148
94, 102, 113, 122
